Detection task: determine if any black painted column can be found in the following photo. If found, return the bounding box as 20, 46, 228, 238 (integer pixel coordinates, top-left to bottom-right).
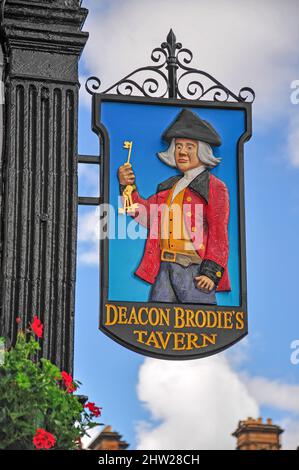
0, 0, 88, 373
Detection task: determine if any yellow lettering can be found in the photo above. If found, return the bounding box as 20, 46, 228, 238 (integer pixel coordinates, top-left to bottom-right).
159, 308, 170, 326
128, 307, 138, 325
217, 310, 223, 328
174, 307, 185, 328
148, 308, 160, 326
195, 310, 206, 328
223, 311, 233, 329
236, 311, 245, 330
118, 306, 128, 324
146, 331, 161, 349
206, 311, 218, 328
133, 330, 148, 344
138, 307, 149, 326
105, 304, 120, 326
185, 309, 196, 327
173, 332, 186, 350
155, 331, 172, 350
201, 334, 217, 347
186, 333, 200, 350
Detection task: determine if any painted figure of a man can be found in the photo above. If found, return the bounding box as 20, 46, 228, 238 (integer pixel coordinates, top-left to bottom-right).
118, 109, 231, 305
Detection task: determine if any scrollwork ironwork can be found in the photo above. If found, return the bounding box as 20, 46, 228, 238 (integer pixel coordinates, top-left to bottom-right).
238, 87, 255, 103
150, 47, 168, 67
85, 29, 255, 103
85, 76, 101, 95
176, 48, 193, 68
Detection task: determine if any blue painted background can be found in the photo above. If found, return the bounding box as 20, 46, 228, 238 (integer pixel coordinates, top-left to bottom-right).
100, 101, 245, 306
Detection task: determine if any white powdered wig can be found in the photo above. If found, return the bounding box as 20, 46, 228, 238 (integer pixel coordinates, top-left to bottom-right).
157, 138, 221, 168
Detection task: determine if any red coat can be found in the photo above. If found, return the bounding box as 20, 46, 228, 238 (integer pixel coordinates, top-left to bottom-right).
130, 170, 231, 292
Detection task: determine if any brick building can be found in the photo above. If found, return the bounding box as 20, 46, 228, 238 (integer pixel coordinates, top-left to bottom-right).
233, 417, 284, 450
87, 426, 129, 451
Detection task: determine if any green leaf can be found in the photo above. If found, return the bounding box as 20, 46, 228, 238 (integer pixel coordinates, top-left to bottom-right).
0, 326, 101, 450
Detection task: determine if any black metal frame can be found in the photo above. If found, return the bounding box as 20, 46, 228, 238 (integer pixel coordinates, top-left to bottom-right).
84, 30, 253, 360
86, 29, 255, 103
0, 0, 88, 373
77, 154, 100, 205
80, 29, 254, 206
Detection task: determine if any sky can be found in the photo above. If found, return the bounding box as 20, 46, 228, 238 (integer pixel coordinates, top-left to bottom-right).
75, 0, 299, 450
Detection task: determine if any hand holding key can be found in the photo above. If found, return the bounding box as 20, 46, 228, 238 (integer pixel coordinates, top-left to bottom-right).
118, 163, 136, 186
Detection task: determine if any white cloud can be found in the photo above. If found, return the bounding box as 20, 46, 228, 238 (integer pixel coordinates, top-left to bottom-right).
80, 0, 299, 170
79, 247, 99, 266
78, 207, 99, 243
136, 354, 259, 450
244, 376, 299, 415
81, 0, 299, 127
281, 418, 299, 450
78, 207, 99, 265
77, 0, 299, 265
135, 353, 299, 450
225, 336, 251, 368
77, 162, 100, 266
79, 164, 99, 198
81, 424, 103, 449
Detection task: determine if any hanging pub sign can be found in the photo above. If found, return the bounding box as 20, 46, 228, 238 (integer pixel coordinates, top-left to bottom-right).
86, 30, 254, 360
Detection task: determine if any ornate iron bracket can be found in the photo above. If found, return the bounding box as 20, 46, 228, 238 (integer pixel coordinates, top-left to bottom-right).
86, 29, 255, 103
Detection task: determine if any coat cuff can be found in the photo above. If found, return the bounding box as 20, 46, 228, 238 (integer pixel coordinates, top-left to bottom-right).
199, 259, 224, 287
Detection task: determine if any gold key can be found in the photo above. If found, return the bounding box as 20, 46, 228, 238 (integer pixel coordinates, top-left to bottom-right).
118, 141, 138, 214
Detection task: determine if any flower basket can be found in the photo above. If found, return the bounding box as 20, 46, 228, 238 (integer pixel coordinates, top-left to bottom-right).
0, 317, 101, 450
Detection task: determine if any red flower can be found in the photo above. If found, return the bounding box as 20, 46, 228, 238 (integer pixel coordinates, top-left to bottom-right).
33, 428, 56, 450
61, 371, 76, 393
30, 316, 43, 338
16, 317, 22, 324
84, 402, 102, 417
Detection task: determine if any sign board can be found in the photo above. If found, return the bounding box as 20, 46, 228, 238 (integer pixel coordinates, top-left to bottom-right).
87, 31, 253, 359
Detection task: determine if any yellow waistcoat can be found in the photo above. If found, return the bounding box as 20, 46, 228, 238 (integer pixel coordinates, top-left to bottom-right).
160, 186, 197, 254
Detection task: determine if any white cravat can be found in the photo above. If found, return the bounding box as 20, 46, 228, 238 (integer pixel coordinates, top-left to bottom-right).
171, 165, 206, 201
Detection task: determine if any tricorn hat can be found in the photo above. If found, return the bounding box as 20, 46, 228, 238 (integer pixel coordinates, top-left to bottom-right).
162, 109, 221, 146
